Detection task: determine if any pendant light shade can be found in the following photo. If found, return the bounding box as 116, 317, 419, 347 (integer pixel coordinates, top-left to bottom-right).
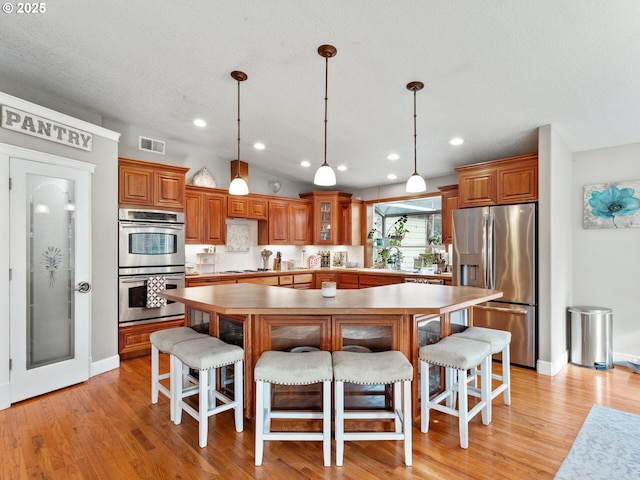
406, 81, 427, 193
229, 70, 249, 196
314, 44, 337, 187
229, 175, 249, 195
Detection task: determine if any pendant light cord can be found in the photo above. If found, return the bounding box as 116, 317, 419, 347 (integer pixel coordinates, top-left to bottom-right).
237, 77, 241, 176
323, 54, 329, 167
413, 87, 418, 175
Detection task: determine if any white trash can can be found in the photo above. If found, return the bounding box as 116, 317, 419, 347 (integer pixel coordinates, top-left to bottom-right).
567, 306, 613, 369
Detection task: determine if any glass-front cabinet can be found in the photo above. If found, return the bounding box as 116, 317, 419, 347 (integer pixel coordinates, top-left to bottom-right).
299, 191, 352, 245
319, 200, 332, 241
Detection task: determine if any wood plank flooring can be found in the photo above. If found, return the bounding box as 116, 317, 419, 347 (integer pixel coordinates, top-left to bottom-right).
2, 356, 639, 479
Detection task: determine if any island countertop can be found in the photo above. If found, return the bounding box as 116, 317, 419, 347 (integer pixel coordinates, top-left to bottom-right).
161, 282, 499, 316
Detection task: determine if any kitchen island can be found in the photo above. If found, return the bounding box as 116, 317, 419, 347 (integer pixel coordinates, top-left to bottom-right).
160, 282, 502, 422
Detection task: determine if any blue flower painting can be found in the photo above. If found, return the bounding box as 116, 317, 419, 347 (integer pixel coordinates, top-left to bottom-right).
584, 181, 640, 229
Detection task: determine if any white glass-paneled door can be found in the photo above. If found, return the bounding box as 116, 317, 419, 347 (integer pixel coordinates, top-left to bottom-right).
9, 155, 93, 403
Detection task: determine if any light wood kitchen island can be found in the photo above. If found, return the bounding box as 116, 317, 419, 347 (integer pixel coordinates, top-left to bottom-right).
160, 282, 502, 422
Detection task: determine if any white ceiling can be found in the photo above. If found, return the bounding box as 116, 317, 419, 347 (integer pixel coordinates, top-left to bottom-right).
1, 1, 639, 190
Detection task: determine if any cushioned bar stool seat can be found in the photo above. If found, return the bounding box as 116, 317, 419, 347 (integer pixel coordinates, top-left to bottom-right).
172, 336, 244, 448
332, 350, 413, 467
254, 350, 333, 467
150, 327, 205, 421
454, 327, 512, 405
419, 336, 491, 449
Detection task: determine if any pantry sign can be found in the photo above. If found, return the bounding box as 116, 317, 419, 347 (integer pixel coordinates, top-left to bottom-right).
1, 105, 93, 151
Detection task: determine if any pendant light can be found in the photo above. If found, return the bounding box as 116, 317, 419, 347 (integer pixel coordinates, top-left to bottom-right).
229, 70, 249, 196
313, 44, 337, 186
405, 81, 427, 193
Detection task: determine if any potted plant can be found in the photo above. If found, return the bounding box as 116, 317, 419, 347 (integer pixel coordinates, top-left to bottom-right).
367, 219, 383, 246
386, 215, 409, 246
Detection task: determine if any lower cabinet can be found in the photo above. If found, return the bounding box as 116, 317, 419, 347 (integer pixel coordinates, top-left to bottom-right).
337, 272, 359, 289
358, 274, 404, 288
118, 318, 186, 358
314, 272, 336, 289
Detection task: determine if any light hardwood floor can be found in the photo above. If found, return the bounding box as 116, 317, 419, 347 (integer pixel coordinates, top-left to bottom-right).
2, 356, 639, 479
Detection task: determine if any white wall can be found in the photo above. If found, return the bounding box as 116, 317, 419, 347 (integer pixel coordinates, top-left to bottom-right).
572, 142, 640, 362
352, 173, 458, 201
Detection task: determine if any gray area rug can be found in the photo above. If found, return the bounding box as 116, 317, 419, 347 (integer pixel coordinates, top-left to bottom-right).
555, 404, 640, 479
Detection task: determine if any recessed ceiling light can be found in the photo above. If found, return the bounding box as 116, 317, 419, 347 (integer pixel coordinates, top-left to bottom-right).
337, 165, 347, 171
449, 137, 464, 146
193, 119, 207, 127
387, 153, 400, 161
387, 173, 397, 180
300, 160, 311, 167
254, 142, 265, 150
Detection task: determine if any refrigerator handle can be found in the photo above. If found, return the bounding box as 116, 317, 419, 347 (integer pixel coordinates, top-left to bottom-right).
482, 214, 489, 288
486, 213, 495, 290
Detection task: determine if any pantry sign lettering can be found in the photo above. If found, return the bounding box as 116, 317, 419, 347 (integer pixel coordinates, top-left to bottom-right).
1, 105, 93, 151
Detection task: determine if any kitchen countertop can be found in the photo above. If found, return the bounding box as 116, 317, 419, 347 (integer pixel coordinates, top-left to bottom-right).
162, 282, 496, 316
185, 267, 453, 279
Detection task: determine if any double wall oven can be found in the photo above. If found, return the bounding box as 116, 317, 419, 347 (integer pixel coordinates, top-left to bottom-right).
118, 208, 185, 326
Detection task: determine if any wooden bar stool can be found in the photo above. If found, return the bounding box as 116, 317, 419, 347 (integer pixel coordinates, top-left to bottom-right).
254, 350, 333, 467
172, 336, 244, 448
332, 350, 413, 467
419, 336, 491, 449
149, 327, 205, 421
454, 327, 512, 406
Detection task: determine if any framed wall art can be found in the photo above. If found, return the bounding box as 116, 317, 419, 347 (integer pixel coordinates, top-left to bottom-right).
583, 180, 640, 229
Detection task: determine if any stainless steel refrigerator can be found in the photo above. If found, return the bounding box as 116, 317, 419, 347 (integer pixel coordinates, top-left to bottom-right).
452, 203, 537, 368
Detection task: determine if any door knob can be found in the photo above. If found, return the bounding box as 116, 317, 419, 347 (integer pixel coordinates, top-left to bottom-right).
75, 281, 92, 293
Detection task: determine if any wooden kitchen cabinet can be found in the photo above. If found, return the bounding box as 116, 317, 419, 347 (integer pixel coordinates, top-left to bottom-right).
496, 154, 538, 204
299, 191, 353, 245
118, 157, 188, 210
358, 273, 404, 288
227, 195, 268, 220
293, 273, 314, 289
258, 198, 312, 245
340, 198, 363, 246
438, 184, 459, 245
337, 272, 359, 289
455, 153, 538, 208
185, 185, 227, 245
314, 272, 337, 289
118, 318, 186, 358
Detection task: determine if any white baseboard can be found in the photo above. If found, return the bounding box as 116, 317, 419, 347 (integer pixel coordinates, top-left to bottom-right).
537, 349, 569, 376
90, 354, 120, 377
0, 382, 9, 411
613, 351, 640, 364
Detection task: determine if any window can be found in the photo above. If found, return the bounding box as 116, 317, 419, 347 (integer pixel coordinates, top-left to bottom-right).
370, 196, 444, 269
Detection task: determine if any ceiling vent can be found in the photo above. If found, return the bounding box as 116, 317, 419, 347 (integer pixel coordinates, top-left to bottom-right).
138, 136, 166, 155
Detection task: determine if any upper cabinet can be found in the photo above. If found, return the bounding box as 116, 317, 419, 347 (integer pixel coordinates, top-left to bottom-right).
118, 157, 188, 211
185, 185, 227, 245
455, 153, 538, 208
299, 191, 355, 245
227, 195, 268, 221
258, 198, 312, 245
438, 184, 459, 245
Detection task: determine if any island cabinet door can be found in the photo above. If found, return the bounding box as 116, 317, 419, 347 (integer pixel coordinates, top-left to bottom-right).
333, 314, 406, 410
209, 313, 251, 416
253, 314, 332, 413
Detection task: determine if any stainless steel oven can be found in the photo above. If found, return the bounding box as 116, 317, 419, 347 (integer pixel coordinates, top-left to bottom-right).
118, 208, 185, 268
118, 266, 185, 325
118, 208, 186, 326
